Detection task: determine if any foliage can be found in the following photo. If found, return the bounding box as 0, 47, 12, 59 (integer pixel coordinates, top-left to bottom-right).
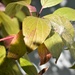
0, 0, 75, 75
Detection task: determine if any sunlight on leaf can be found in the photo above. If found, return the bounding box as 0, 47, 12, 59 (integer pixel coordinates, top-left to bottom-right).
0, 11, 20, 36
20, 58, 38, 75
44, 14, 74, 44
54, 7, 75, 21
44, 33, 64, 61
0, 45, 6, 65
41, 0, 62, 9
23, 16, 51, 50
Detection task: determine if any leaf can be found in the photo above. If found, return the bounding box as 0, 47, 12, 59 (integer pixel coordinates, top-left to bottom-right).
22, 53, 30, 61
70, 63, 75, 69
23, 16, 51, 50
12, 17, 19, 27
26, 5, 37, 13
54, 7, 75, 21
15, 10, 26, 22
20, 58, 38, 75
0, 45, 6, 65
26, 5, 37, 16
5, 1, 31, 17
7, 31, 27, 59
69, 42, 75, 59
0, 58, 22, 75
0, 17, 1, 24
20, 0, 31, 4
41, 0, 62, 9
0, 11, 20, 37
2, 0, 13, 6
44, 14, 74, 44
44, 33, 64, 61
38, 43, 52, 65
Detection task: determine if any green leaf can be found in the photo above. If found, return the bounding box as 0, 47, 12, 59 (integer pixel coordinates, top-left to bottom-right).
44, 14, 74, 44
20, 58, 38, 75
19, 0, 31, 4
69, 42, 75, 59
0, 11, 20, 37
7, 31, 27, 59
54, 7, 75, 21
15, 10, 26, 22
41, 0, 62, 9
5, 1, 31, 17
0, 58, 22, 75
0, 45, 6, 65
12, 17, 20, 27
70, 63, 75, 69
2, 0, 14, 6
44, 33, 64, 60
22, 16, 51, 50
0, 18, 1, 24
22, 53, 30, 61
2, 0, 31, 5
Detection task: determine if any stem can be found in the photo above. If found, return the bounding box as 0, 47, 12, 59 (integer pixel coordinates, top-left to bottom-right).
30, 12, 32, 16
0, 35, 15, 42
39, 7, 43, 15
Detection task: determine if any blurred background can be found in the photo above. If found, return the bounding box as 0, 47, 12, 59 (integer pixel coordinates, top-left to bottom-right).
28, 0, 75, 75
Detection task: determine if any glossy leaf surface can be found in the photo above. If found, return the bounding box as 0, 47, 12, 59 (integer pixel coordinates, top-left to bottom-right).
0, 45, 6, 65
54, 7, 75, 21
44, 14, 74, 44
20, 58, 38, 75
0, 58, 22, 75
23, 16, 51, 50
0, 11, 20, 36
41, 0, 62, 9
